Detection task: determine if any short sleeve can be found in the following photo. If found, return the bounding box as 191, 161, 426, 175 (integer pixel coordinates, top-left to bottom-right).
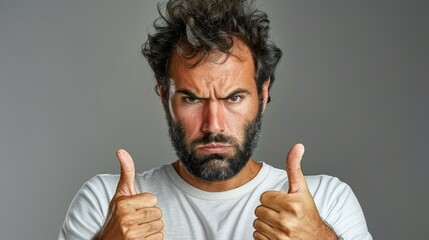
310, 176, 372, 240
58, 175, 116, 240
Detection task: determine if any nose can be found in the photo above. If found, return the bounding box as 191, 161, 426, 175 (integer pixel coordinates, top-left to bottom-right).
201, 100, 225, 134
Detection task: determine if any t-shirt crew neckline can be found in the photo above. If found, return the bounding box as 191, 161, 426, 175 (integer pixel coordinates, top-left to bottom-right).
165, 162, 270, 200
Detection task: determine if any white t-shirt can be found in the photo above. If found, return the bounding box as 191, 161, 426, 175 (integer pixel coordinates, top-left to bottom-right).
59, 162, 372, 240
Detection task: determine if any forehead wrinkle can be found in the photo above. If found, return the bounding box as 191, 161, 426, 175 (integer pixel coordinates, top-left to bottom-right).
185, 64, 247, 99
169, 39, 255, 99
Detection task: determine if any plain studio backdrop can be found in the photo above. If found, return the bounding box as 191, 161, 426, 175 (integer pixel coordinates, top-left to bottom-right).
0, 0, 428, 239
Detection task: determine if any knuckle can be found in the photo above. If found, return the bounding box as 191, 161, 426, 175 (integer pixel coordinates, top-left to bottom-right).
143, 207, 163, 221
142, 209, 152, 220
274, 235, 288, 240
272, 192, 286, 202
141, 192, 158, 205
143, 220, 163, 235
152, 219, 164, 232
118, 214, 133, 227
278, 218, 292, 234
270, 232, 289, 240
115, 198, 130, 214
260, 191, 286, 205
147, 221, 158, 232
120, 224, 131, 238
154, 207, 163, 219
123, 229, 135, 240
151, 232, 164, 240
277, 214, 289, 230
289, 201, 303, 216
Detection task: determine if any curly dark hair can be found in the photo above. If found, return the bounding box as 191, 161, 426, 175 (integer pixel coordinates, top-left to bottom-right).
142, 0, 282, 103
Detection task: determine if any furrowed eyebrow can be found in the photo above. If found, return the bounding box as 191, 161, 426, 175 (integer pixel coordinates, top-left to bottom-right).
175, 88, 251, 100
175, 89, 203, 99
222, 88, 251, 100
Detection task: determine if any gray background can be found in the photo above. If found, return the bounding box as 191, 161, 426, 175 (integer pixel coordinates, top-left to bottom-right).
0, 0, 428, 239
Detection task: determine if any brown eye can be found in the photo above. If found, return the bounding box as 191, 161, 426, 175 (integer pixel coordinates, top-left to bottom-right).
184, 96, 199, 104
228, 95, 244, 103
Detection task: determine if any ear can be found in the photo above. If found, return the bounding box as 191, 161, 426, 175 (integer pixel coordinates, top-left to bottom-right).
261, 79, 270, 113
156, 80, 167, 105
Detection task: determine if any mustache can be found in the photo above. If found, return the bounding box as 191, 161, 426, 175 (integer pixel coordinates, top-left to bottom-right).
191, 133, 238, 147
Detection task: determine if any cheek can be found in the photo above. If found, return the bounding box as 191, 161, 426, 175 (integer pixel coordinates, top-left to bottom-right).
170, 98, 193, 120
170, 101, 202, 136
225, 105, 259, 138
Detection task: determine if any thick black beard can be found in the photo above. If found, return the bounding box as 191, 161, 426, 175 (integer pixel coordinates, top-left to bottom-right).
164, 100, 263, 182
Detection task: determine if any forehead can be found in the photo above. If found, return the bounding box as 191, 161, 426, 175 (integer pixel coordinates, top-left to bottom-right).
168, 40, 256, 95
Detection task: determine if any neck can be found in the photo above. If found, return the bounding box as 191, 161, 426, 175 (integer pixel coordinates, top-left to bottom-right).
172, 159, 262, 192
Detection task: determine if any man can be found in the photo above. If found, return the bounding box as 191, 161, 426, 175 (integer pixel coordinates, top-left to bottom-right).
59, 0, 372, 239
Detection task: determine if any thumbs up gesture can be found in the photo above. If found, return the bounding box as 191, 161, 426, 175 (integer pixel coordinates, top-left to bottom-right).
95, 149, 164, 240
253, 144, 338, 240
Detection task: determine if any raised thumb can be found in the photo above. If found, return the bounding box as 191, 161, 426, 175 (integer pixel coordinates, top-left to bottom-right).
114, 149, 136, 197
286, 143, 307, 193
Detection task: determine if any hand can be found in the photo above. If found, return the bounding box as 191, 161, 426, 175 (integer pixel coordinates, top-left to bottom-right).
95, 149, 164, 240
253, 144, 338, 240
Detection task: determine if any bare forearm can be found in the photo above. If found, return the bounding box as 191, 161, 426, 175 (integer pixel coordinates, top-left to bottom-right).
321, 221, 341, 240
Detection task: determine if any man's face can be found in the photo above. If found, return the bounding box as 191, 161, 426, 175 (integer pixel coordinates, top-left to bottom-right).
163, 40, 269, 182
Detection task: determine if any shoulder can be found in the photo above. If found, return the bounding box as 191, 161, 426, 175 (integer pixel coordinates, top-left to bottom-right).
59, 174, 119, 239
305, 174, 351, 197
263, 164, 348, 193
134, 164, 171, 192
85, 173, 120, 189
137, 164, 169, 180
59, 167, 169, 239
264, 164, 359, 214
265, 165, 371, 238
79, 174, 120, 201
304, 175, 371, 239
65, 174, 120, 219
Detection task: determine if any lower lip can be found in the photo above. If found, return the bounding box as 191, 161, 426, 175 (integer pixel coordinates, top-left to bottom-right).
198, 146, 232, 154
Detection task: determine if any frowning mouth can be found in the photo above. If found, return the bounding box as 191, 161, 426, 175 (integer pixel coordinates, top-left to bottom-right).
197, 143, 233, 154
